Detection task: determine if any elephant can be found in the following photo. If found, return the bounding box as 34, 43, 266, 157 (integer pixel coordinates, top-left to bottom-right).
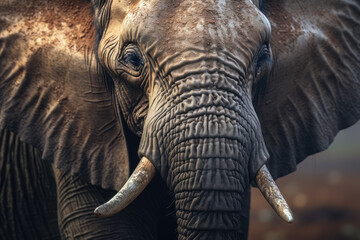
0, 0, 359, 239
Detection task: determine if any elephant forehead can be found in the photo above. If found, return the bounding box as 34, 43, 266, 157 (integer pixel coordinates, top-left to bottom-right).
113, 0, 270, 63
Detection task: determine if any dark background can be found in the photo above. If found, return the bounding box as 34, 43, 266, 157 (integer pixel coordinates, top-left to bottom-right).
249, 121, 360, 240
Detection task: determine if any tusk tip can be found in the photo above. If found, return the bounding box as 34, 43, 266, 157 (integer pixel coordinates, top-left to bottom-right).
94, 205, 107, 218
93, 156, 156, 219
256, 165, 294, 224
280, 208, 294, 223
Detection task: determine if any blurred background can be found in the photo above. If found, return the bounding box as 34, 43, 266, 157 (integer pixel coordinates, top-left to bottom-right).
249, 121, 360, 240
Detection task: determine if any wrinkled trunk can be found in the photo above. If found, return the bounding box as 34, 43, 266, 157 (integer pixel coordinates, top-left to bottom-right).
176, 187, 251, 239
166, 113, 258, 239
171, 141, 251, 239
139, 70, 269, 239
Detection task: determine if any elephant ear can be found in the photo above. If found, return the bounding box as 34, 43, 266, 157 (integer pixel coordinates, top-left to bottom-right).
0, 0, 130, 190
257, 0, 360, 179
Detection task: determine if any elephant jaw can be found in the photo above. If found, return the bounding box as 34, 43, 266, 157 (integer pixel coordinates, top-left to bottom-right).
94, 157, 293, 224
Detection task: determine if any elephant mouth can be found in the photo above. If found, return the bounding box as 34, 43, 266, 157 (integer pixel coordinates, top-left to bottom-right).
94, 156, 293, 223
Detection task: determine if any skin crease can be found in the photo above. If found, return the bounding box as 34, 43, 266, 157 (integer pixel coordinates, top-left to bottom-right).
0, 0, 359, 239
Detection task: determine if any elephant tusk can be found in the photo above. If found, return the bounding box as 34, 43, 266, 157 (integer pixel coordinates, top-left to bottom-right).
94, 156, 156, 218
255, 165, 294, 223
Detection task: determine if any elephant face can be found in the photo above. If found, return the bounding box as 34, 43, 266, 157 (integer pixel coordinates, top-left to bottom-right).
97, 1, 271, 174
95, 0, 273, 237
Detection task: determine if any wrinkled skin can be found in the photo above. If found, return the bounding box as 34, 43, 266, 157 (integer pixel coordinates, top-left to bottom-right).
0, 0, 359, 239
97, 0, 271, 238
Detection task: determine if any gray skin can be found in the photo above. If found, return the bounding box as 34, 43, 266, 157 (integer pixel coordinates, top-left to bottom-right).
0, 0, 359, 239
0, 128, 59, 239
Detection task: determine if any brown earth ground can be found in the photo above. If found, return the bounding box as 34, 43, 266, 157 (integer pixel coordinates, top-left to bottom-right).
249, 174, 360, 240
249, 121, 360, 240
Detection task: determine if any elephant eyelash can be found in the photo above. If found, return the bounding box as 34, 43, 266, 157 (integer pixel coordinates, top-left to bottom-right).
114, 43, 150, 90
255, 54, 272, 80
124, 52, 143, 70
117, 44, 145, 75
252, 45, 273, 105
122, 49, 144, 71
253, 44, 272, 81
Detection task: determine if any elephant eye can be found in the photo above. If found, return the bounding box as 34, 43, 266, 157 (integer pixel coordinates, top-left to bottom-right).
116, 43, 148, 88
124, 51, 143, 69
252, 45, 273, 104
255, 45, 272, 81
119, 44, 144, 73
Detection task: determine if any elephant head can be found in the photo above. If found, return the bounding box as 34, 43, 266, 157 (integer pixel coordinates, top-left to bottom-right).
0, 0, 359, 239
91, 0, 359, 237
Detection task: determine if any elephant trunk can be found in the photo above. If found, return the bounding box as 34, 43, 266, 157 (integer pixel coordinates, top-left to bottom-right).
138, 73, 270, 238
165, 110, 262, 239
171, 139, 251, 239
